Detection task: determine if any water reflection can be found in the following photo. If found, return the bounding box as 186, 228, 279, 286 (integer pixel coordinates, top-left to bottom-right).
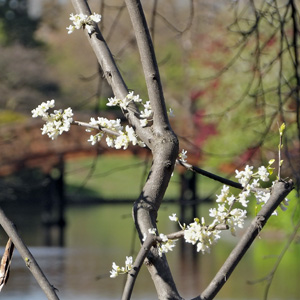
1, 204, 300, 299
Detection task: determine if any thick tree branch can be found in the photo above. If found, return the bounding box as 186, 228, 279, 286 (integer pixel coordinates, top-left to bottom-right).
125, 0, 170, 133
124, 1, 180, 299
192, 179, 294, 300
71, 1, 180, 299
0, 208, 59, 300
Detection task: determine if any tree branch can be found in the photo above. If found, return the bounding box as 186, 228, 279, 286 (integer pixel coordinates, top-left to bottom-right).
71, 1, 180, 299
177, 160, 243, 190
125, 0, 170, 133
71, 0, 152, 148
192, 179, 294, 300
124, 1, 180, 299
0, 208, 59, 300
122, 234, 155, 300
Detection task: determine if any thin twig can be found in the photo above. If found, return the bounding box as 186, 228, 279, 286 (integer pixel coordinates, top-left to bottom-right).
177, 159, 243, 190
247, 218, 300, 300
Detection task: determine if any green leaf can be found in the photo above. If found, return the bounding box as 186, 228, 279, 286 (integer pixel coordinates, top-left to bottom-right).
279, 123, 286, 135
268, 159, 275, 165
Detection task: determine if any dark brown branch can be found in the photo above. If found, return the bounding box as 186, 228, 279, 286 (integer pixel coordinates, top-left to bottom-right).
192, 179, 294, 300
177, 160, 243, 190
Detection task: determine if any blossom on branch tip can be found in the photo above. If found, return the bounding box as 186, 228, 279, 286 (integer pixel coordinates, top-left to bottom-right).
158, 239, 177, 257
140, 101, 153, 118
107, 92, 153, 127
148, 228, 157, 235
32, 100, 73, 140
67, 12, 101, 34
184, 219, 221, 254
179, 149, 188, 162
110, 256, 133, 278
235, 165, 253, 187
106, 92, 143, 109
140, 118, 148, 127
257, 166, 269, 182
86, 117, 145, 149
169, 213, 178, 222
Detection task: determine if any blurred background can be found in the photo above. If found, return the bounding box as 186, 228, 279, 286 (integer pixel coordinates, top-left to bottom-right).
0, 0, 299, 299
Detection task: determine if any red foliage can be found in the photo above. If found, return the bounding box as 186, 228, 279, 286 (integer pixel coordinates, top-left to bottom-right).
193, 109, 218, 147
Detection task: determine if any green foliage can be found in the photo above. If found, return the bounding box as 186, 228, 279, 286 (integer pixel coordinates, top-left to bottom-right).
0, 109, 26, 123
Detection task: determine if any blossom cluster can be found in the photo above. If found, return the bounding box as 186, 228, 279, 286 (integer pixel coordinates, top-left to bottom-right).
86, 117, 145, 149
107, 91, 153, 128
109, 161, 290, 276
178, 149, 188, 162
233, 162, 288, 212
184, 218, 221, 254
167, 162, 290, 253
31, 100, 73, 140
32, 98, 146, 149
66, 13, 101, 34
143, 228, 177, 257
110, 256, 133, 278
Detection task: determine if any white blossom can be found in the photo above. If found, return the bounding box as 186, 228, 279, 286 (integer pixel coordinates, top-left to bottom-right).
148, 228, 157, 235
235, 165, 253, 187
31, 99, 55, 118
254, 190, 270, 205
114, 133, 129, 150
86, 117, 145, 149
158, 239, 177, 257
184, 219, 221, 254
209, 204, 227, 224
110, 256, 133, 278
110, 262, 120, 278
140, 101, 153, 118
169, 213, 178, 222
67, 12, 102, 34
238, 190, 250, 207
227, 208, 247, 235
140, 118, 148, 127
179, 149, 188, 162
106, 96, 120, 107
32, 100, 73, 140
257, 166, 269, 182
216, 185, 230, 203
125, 256, 133, 271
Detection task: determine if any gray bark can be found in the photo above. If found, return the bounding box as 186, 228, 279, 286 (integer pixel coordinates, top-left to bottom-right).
71, 1, 181, 299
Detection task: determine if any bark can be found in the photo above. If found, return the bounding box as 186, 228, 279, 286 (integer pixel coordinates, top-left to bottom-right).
0, 208, 59, 300
71, 1, 181, 299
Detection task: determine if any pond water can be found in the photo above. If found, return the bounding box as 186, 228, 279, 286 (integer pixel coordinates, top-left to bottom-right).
1, 203, 300, 300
